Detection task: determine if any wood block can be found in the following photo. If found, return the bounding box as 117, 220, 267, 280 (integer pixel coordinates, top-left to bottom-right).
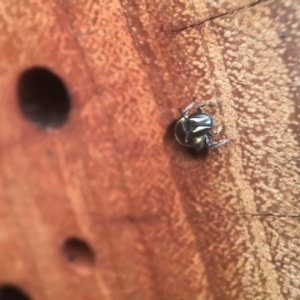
0, 0, 299, 299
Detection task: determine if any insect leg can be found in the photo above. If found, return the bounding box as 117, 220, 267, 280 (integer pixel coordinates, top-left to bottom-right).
178, 98, 196, 117
204, 135, 234, 149
196, 98, 222, 113
208, 125, 224, 137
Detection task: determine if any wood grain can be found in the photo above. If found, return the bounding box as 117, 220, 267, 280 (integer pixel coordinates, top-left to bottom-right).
0, 0, 299, 299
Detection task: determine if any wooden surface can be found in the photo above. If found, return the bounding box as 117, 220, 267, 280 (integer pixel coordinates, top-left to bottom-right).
0, 0, 299, 299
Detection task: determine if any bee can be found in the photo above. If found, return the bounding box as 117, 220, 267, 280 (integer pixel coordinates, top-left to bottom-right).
175, 98, 232, 151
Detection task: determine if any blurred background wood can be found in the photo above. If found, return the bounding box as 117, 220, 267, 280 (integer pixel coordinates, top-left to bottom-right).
0, 0, 299, 299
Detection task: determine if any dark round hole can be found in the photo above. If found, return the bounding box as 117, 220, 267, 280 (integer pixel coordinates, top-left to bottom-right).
62, 237, 95, 275
17, 67, 71, 129
0, 284, 31, 300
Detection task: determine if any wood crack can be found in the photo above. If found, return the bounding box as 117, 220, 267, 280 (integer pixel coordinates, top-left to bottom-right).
234, 212, 300, 219
172, 0, 270, 33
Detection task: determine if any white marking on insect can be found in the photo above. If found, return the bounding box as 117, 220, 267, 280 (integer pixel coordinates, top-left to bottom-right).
189, 116, 208, 122
192, 126, 211, 133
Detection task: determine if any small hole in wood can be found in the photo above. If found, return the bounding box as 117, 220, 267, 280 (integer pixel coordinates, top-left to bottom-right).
62, 237, 95, 275
17, 67, 71, 129
0, 284, 32, 300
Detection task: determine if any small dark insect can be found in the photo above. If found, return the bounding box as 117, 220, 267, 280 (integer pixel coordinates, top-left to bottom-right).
280, 31, 288, 39
174, 98, 232, 151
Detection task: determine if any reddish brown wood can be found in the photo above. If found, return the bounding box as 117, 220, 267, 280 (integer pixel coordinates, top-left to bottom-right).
0, 0, 299, 299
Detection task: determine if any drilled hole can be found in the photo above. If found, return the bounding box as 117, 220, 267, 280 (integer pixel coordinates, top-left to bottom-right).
62, 237, 95, 275
0, 284, 31, 300
17, 67, 71, 129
